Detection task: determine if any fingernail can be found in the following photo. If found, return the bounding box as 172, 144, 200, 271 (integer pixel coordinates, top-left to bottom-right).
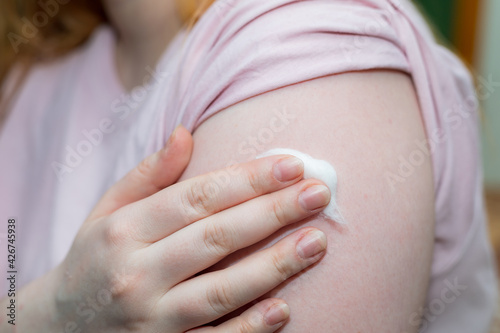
264, 303, 290, 326
273, 157, 304, 182
296, 230, 327, 259
298, 185, 330, 211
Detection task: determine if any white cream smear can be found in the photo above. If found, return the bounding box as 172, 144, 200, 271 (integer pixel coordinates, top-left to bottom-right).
257, 148, 346, 224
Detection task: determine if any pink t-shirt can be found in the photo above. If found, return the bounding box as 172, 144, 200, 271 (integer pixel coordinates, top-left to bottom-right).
0, 0, 497, 331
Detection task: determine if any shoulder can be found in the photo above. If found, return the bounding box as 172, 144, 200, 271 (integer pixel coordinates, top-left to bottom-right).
179, 0, 416, 129
179, 69, 434, 331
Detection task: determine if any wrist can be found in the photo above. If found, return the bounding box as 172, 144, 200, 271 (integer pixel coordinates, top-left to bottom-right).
13, 265, 65, 332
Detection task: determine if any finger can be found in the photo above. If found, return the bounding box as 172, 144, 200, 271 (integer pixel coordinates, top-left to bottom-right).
88, 125, 193, 220
162, 228, 327, 330
118, 154, 305, 242
147, 179, 330, 283
186, 299, 290, 333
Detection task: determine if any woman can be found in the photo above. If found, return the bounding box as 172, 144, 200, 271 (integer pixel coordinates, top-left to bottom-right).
0, 0, 497, 332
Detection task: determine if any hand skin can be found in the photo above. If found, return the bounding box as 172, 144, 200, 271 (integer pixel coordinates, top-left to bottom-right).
0, 125, 331, 333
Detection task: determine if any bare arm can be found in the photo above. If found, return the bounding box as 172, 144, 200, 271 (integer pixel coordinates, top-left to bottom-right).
177, 70, 435, 332
1, 128, 330, 333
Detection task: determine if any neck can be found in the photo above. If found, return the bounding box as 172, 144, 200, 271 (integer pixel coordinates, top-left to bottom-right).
103, 0, 182, 90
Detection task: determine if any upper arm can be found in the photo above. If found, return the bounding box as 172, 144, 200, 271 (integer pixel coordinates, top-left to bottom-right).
177, 70, 435, 332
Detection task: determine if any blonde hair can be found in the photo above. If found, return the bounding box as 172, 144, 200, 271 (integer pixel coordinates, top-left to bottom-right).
0, 0, 216, 114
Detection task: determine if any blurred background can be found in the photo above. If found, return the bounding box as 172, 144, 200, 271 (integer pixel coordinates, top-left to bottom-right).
414, 0, 500, 329
413, 0, 499, 242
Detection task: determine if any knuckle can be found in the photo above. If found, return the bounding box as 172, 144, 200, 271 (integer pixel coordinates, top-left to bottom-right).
270, 251, 294, 282
182, 180, 219, 219
107, 269, 138, 299
169, 298, 196, 326
203, 222, 234, 257
246, 168, 263, 196
104, 217, 132, 248
206, 279, 238, 315
106, 269, 152, 321
134, 154, 165, 191
268, 197, 290, 227
236, 318, 257, 333
135, 156, 154, 181
134, 154, 157, 183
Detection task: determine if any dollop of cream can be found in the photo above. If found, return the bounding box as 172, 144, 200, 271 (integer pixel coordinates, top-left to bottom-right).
257, 148, 346, 224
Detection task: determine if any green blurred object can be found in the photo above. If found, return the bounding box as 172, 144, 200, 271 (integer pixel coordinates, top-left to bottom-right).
413, 0, 457, 43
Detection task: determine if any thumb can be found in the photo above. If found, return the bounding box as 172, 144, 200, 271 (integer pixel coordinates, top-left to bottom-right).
88, 124, 193, 220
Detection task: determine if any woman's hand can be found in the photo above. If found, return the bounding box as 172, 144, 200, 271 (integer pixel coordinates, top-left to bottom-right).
17, 126, 331, 333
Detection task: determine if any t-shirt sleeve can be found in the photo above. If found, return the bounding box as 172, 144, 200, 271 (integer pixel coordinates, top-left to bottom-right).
175, 0, 410, 129
156, 0, 497, 328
